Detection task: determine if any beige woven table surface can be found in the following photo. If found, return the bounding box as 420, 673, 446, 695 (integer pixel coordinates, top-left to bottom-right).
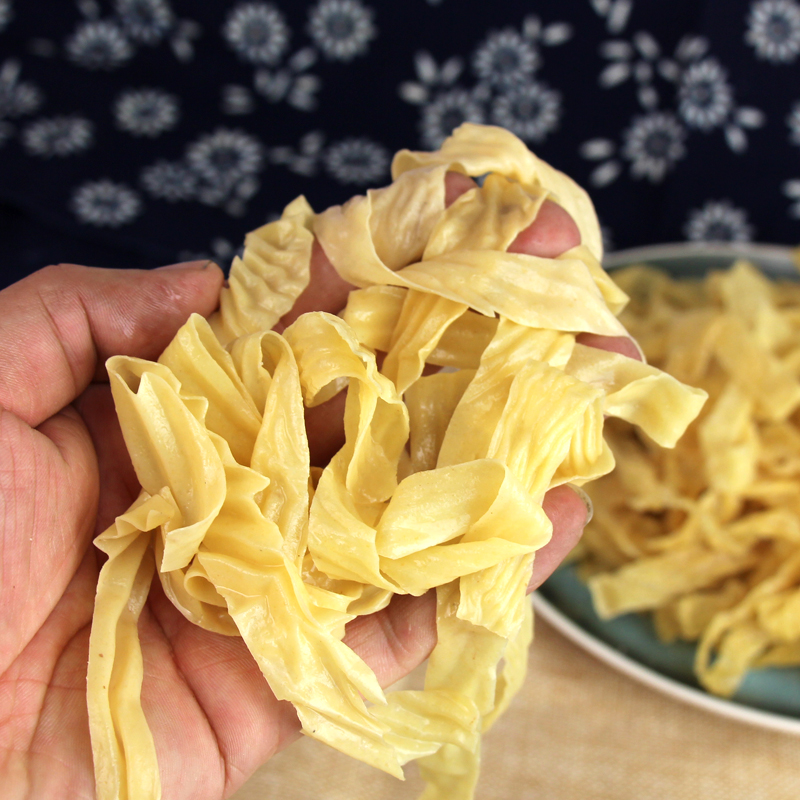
231, 615, 800, 800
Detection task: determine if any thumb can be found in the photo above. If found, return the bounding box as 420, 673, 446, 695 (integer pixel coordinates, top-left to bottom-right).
0, 261, 224, 427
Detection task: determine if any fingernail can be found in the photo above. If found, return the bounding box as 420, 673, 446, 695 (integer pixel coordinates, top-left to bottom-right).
156, 259, 216, 271
569, 485, 594, 526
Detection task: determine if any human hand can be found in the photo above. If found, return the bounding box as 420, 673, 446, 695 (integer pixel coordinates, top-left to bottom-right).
0, 173, 633, 800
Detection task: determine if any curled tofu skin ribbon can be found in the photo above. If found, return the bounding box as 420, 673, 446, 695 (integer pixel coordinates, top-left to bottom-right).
88, 124, 706, 800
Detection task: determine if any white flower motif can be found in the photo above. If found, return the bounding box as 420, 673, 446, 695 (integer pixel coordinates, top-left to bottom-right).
398, 51, 464, 105
323, 137, 389, 184
0, 59, 43, 119
598, 30, 668, 109
71, 180, 142, 226
591, 0, 634, 34
66, 21, 134, 70
114, 0, 174, 45
222, 84, 255, 115
114, 88, 179, 137
271, 131, 324, 176
622, 112, 687, 182
141, 160, 197, 200
491, 81, 561, 143
253, 67, 321, 110
170, 19, 202, 62
419, 88, 485, 150
287, 74, 320, 110
0, 0, 13, 33
788, 101, 800, 144
223, 2, 290, 65
684, 200, 754, 242
307, 0, 376, 61
77, 0, 101, 19
472, 28, 539, 87
783, 178, 800, 216
186, 128, 263, 183
746, 0, 800, 62
22, 116, 94, 157
254, 69, 291, 102
678, 58, 733, 130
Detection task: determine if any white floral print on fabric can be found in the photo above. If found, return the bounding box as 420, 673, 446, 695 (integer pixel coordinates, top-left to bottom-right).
0, 59, 43, 146
65, 21, 134, 69
622, 111, 687, 182
746, 0, 800, 63
22, 116, 94, 157
140, 127, 264, 216
0, 59, 42, 120
270, 130, 325, 176
783, 179, 800, 217
114, 88, 180, 137
400, 14, 570, 149
71, 179, 142, 226
307, 0, 376, 62
472, 28, 540, 87
677, 58, 734, 130
783, 104, 800, 217
140, 160, 197, 201
221, 2, 376, 116
584, 21, 766, 187
115, 0, 174, 45
0, 0, 12, 34
323, 137, 389, 184
64, 0, 195, 69
598, 31, 663, 109
684, 200, 754, 241
580, 113, 688, 187
187, 128, 263, 182
223, 2, 290, 65
590, 0, 634, 35
491, 80, 561, 143
788, 101, 800, 145
270, 132, 389, 185
221, 84, 256, 115
253, 49, 321, 111
419, 87, 486, 150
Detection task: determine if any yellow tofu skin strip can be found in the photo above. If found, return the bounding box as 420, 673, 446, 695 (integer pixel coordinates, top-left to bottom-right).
578, 259, 800, 698
88, 124, 705, 800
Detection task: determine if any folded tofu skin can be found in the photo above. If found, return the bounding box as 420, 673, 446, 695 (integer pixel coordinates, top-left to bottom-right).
87, 125, 706, 800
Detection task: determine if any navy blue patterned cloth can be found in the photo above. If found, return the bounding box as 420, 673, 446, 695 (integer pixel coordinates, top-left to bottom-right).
1, 0, 800, 289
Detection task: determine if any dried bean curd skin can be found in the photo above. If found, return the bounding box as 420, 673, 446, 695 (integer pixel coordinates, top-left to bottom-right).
577, 258, 800, 699
87, 124, 705, 800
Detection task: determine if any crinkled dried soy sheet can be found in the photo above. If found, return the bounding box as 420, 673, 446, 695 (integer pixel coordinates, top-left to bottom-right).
577, 259, 800, 698
87, 124, 705, 800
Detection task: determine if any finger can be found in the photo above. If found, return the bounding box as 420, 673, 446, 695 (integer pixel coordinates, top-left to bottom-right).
143, 585, 300, 799
577, 332, 643, 361
0, 403, 98, 670
75, 384, 141, 536
508, 198, 582, 257
305, 390, 348, 468
529, 485, 591, 591
275, 240, 355, 331
343, 591, 437, 689
0, 261, 224, 428
444, 171, 478, 205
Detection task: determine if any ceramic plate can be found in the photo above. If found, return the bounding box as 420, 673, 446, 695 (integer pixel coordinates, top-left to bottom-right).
534, 242, 800, 736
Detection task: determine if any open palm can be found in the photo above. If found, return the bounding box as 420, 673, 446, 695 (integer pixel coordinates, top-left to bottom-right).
0, 176, 611, 800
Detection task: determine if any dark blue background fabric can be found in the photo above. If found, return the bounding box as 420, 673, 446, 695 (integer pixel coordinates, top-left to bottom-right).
1, 0, 799, 288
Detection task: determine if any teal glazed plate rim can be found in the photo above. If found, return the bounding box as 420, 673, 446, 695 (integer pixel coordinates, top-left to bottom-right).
534, 241, 800, 737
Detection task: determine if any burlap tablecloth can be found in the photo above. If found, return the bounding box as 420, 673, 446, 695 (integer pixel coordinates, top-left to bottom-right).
231, 616, 800, 800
